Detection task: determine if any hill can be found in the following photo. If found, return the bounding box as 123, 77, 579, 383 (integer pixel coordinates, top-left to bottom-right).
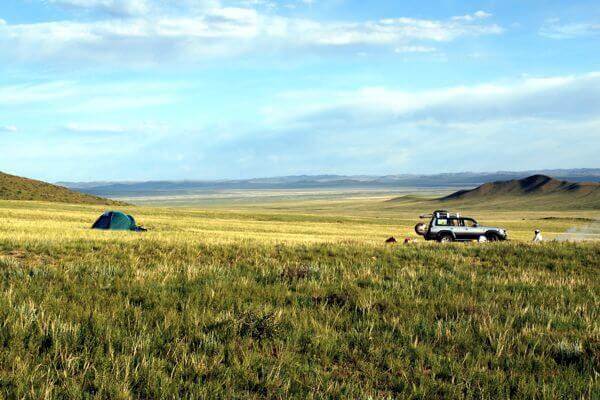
0, 171, 124, 205
439, 175, 600, 209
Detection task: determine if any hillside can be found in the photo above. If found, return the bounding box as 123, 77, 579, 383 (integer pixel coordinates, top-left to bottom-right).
439, 175, 600, 209
0, 171, 123, 205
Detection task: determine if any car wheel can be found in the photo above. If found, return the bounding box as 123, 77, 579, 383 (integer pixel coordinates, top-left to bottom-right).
438, 234, 453, 243
414, 223, 427, 236
486, 233, 500, 242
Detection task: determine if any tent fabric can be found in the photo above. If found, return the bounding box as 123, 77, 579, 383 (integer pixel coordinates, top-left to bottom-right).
92, 212, 112, 229
91, 211, 140, 231
109, 212, 134, 230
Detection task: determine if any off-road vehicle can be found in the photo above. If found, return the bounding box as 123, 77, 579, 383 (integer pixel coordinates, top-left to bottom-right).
414, 210, 507, 242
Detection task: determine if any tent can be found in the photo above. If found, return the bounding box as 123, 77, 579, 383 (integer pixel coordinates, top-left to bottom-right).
91, 211, 145, 231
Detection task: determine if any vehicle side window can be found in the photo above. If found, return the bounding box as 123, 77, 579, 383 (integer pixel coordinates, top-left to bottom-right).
462, 219, 477, 227
436, 218, 448, 226
449, 218, 460, 226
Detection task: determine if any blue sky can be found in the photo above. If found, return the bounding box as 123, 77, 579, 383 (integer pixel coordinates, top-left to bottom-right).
0, 0, 599, 181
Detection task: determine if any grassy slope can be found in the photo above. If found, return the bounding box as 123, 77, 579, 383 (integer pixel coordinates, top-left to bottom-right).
0, 171, 124, 205
0, 199, 598, 398
440, 175, 600, 210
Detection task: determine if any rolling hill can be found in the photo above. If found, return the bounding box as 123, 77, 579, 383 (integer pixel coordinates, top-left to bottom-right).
0, 171, 124, 205
439, 175, 600, 210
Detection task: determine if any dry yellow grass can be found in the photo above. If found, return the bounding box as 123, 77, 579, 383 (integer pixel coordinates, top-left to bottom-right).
1, 196, 598, 246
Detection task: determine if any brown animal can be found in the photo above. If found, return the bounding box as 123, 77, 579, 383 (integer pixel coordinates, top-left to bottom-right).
385, 237, 397, 244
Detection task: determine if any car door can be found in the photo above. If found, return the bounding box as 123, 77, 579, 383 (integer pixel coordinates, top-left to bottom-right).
449, 218, 468, 240
461, 218, 481, 240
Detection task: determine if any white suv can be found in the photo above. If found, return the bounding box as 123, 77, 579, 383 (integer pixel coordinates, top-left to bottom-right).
415, 210, 507, 242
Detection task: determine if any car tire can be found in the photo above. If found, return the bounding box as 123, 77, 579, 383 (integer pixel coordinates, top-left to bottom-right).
414, 223, 427, 236
438, 234, 454, 243
486, 233, 500, 242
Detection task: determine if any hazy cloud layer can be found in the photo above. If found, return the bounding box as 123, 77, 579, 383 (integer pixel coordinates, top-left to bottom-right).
1, 1, 598, 181
4, 72, 597, 180
0, 80, 183, 112
0, 7, 501, 65
284, 72, 600, 127
0, 125, 18, 133
540, 19, 600, 39
49, 0, 151, 17
200, 72, 600, 176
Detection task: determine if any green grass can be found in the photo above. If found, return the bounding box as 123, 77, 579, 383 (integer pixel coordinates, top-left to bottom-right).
0, 198, 598, 398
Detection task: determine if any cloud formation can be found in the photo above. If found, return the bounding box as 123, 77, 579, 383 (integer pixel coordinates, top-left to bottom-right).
191, 72, 600, 177
49, 0, 151, 17
0, 125, 18, 133
0, 80, 182, 112
284, 72, 600, 127
2, 72, 599, 180
539, 19, 600, 39
0, 7, 501, 65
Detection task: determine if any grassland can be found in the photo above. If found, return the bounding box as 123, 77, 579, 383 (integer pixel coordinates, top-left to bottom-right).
0, 195, 598, 398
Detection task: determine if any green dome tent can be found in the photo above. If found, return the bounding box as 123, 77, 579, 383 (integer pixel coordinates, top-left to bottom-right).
91, 211, 145, 231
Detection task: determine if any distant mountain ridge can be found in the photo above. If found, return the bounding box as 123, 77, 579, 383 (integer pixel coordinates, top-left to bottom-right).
443, 174, 600, 200
59, 169, 600, 197
0, 171, 124, 205
435, 174, 600, 210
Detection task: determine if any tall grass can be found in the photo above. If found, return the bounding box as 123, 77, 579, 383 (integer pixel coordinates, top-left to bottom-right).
0, 238, 598, 398
0, 200, 598, 398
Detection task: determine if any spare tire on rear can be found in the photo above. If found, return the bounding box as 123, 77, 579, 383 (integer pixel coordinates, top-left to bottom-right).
414, 223, 427, 236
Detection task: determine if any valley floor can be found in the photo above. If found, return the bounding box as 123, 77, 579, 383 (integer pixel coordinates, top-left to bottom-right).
0, 197, 598, 398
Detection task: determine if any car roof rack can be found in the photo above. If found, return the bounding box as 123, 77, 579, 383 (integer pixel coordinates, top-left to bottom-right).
420, 210, 461, 219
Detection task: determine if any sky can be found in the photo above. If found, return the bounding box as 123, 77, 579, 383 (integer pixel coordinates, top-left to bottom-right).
0, 0, 599, 182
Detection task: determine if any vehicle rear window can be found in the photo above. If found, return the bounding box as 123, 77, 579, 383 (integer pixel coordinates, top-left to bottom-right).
436, 219, 448, 226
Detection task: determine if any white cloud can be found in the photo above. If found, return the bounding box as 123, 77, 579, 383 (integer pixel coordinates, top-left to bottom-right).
473, 11, 492, 19
0, 80, 182, 112
539, 18, 600, 39
273, 72, 600, 127
0, 81, 78, 105
64, 122, 128, 134
452, 10, 492, 22
49, 0, 151, 17
215, 72, 600, 175
63, 121, 168, 135
395, 45, 436, 53
0, 125, 18, 133
0, 8, 502, 65
3, 72, 599, 179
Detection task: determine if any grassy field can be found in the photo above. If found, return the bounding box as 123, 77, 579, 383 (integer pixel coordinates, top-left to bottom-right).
0, 195, 598, 398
